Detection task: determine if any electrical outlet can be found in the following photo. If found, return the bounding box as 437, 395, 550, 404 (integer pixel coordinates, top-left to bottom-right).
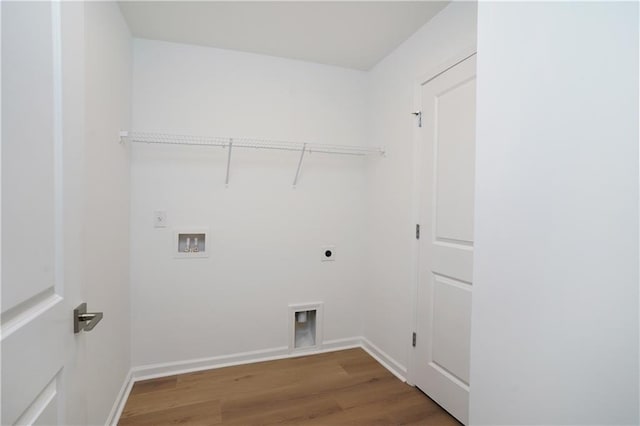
153, 210, 167, 228
321, 245, 336, 261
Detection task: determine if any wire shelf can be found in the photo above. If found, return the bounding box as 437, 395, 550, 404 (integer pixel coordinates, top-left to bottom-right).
120, 131, 385, 187
121, 131, 384, 156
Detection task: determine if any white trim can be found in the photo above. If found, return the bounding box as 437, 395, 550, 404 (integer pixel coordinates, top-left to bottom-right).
417, 45, 477, 86
321, 336, 361, 351
111, 337, 406, 424
52, 0, 64, 297
409, 68, 424, 387
409, 45, 477, 386
132, 345, 290, 382
105, 370, 133, 426
112, 338, 404, 423
361, 337, 407, 382
129, 338, 361, 383
1, 291, 62, 339
15, 373, 59, 425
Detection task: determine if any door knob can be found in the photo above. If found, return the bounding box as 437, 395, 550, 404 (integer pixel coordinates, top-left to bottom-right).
73, 303, 104, 333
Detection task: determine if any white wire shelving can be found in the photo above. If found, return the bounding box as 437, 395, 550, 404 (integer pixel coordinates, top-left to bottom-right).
120, 131, 385, 187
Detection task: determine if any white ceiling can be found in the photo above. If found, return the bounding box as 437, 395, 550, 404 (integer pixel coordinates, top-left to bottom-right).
118, 1, 449, 71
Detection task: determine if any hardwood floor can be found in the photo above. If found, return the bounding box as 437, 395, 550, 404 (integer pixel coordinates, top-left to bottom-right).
119, 348, 460, 425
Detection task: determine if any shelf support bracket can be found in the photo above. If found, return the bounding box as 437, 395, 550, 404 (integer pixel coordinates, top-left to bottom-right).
119, 130, 129, 144
225, 138, 233, 187
293, 143, 307, 188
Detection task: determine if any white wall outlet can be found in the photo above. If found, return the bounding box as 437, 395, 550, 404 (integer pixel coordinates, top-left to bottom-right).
153, 210, 167, 228
321, 245, 336, 261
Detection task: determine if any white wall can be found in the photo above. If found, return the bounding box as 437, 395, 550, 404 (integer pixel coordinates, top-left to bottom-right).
470, 2, 639, 424
364, 1, 477, 374
83, 2, 132, 424
130, 39, 368, 367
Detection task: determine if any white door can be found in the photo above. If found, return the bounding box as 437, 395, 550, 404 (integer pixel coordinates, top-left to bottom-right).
414, 54, 476, 425
2, 2, 88, 424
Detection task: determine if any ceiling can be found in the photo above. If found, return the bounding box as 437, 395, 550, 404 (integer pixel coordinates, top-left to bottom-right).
118, 1, 449, 71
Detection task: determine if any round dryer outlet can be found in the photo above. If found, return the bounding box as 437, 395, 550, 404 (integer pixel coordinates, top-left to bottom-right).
321, 245, 336, 261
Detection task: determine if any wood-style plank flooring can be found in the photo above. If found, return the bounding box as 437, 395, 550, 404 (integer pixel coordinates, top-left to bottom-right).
119, 348, 460, 425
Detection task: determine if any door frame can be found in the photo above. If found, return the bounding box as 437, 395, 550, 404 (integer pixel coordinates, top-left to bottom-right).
407, 46, 477, 386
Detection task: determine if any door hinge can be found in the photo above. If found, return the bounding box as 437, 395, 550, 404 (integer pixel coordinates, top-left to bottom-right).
412, 332, 417, 347
415, 224, 420, 240
411, 111, 422, 128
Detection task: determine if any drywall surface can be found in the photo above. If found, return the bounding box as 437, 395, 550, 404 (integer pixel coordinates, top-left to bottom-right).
364, 1, 477, 374
470, 2, 639, 424
83, 2, 132, 424
130, 39, 368, 366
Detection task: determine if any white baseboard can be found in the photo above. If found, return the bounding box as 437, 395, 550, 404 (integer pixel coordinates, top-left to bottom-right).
320, 336, 362, 351
361, 337, 408, 382
105, 369, 134, 426
111, 336, 406, 424
131, 345, 290, 381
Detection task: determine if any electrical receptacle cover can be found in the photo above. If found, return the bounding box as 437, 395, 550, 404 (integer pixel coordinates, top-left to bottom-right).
321, 245, 336, 261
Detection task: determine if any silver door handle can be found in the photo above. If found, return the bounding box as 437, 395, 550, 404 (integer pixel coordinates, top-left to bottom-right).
74, 303, 104, 333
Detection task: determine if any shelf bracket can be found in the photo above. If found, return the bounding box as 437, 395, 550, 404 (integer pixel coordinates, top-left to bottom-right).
225, 138, 233, 187
292, 143, 307, 188
119, 130, 129, 144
